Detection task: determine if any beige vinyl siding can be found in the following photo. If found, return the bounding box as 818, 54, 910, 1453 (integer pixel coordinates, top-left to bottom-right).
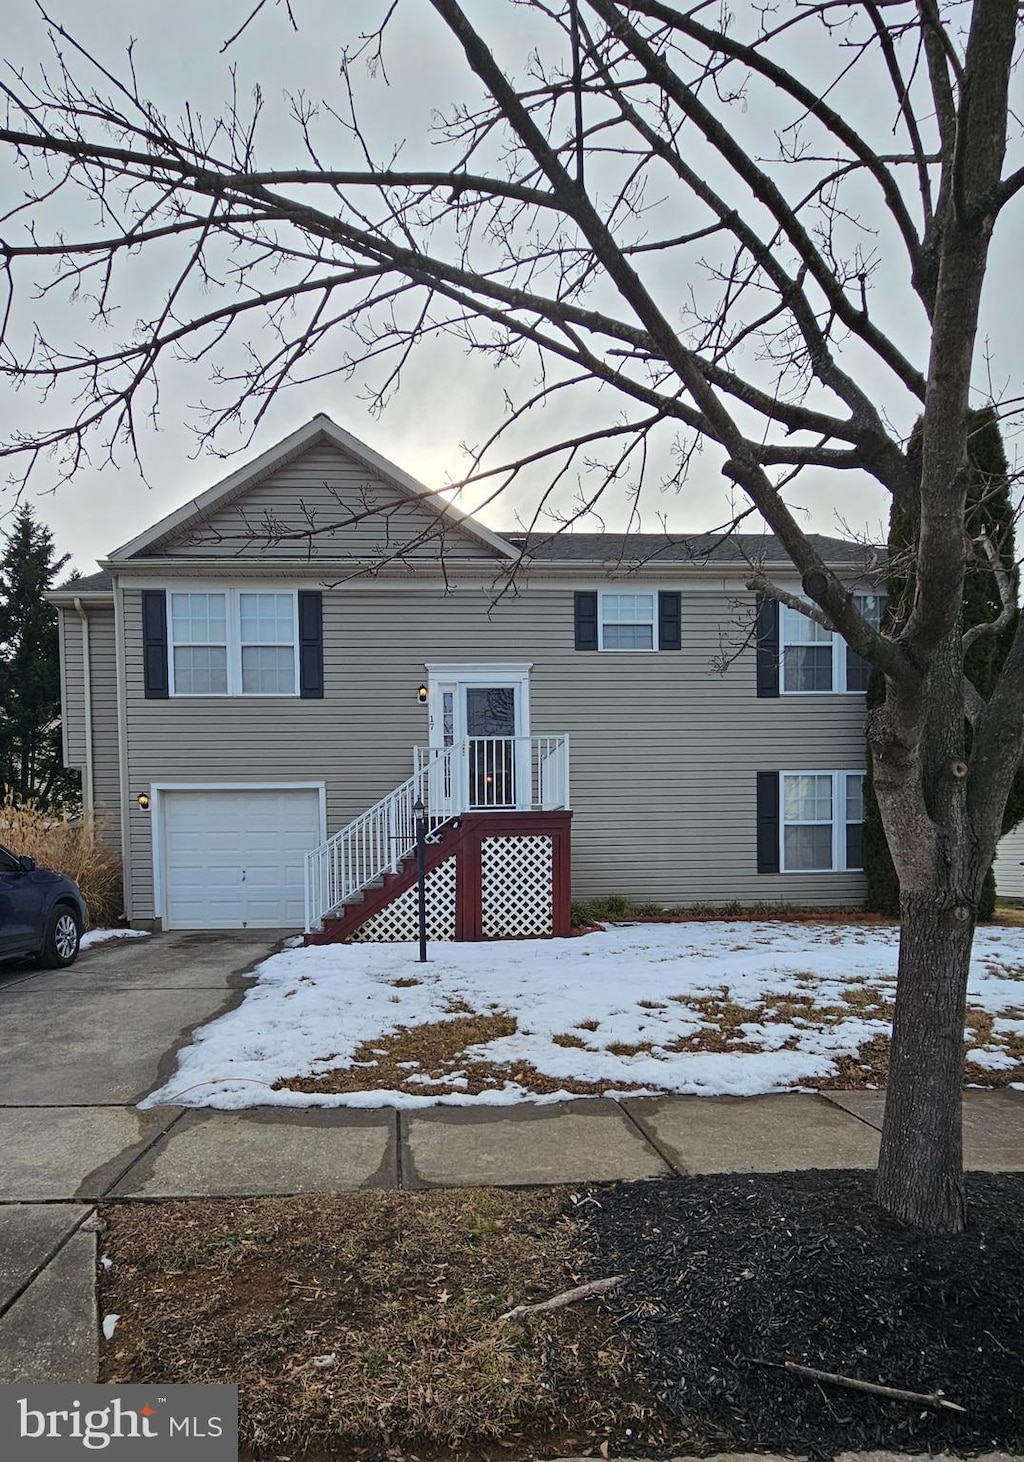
153, 443, 500, 561
87, 607, 123, 851
995, 825, 1024, 900
121, 580, 868, 920
59, 609, 87, 767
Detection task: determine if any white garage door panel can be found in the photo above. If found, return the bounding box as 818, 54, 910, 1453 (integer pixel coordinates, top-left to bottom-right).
163, 789, 320, 929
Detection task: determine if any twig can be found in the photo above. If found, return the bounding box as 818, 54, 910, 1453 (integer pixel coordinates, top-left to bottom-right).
752, 1357, 965, 1412
497, 1275, 622, 1322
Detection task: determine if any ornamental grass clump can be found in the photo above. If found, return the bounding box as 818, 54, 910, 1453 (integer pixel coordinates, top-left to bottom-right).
0, 798, 122, 926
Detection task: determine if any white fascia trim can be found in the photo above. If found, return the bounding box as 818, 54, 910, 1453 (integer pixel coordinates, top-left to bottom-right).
108, 414, 516, 562
425, 661, 534, 680
47, 589, 114, 606
150, 780, 328, 921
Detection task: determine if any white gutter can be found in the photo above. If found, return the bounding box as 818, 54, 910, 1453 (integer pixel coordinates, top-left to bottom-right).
72, 597, 95, 820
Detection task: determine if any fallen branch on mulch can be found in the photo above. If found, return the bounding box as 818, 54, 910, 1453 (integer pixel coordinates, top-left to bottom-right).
751, 1357, 966, 1412
578, 1168, 1024, 1454
498, 1276, 622, 1322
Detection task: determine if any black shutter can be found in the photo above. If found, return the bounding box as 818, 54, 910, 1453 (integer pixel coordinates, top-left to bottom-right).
298, 591, 324, 698
574, 591, 599, 651
756, 771, 780, 873
755, 594, 780, 698
141, 591, 169, 699
658, 591, 681, 650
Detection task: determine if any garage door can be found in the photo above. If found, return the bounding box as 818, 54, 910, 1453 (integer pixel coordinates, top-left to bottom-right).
162, 788, 321, 929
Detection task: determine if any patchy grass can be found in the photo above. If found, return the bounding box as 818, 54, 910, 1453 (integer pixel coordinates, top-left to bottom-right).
98, 1190, 664, 1460
277, 1013, 650, 1098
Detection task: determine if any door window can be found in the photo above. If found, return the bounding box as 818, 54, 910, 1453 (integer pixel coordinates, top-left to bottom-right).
465, 686, 516, 807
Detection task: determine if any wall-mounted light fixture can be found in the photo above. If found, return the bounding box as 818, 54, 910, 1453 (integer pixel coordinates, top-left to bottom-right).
137, 792, 151, 811
417, 683, 429, 705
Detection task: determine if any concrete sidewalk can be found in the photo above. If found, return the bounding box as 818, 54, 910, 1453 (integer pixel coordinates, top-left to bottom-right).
2, 1087, 1022, 1384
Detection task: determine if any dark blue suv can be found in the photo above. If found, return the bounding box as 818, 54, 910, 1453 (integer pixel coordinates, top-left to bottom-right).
0, 843, 88, 967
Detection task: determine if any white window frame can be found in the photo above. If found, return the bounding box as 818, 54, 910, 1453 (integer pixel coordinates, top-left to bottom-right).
779, 594, 885, 695
597, 591, 657, 652
167, 586, 300, 697
780, 770, 865, 873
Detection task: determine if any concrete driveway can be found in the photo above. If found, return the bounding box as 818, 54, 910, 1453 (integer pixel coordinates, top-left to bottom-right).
0, 929, 287, 1105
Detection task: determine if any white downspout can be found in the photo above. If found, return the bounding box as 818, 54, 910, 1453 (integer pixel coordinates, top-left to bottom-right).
72, 597, 95, 820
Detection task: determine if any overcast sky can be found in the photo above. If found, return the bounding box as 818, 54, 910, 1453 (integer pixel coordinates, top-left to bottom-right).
1, 1, 1020, 575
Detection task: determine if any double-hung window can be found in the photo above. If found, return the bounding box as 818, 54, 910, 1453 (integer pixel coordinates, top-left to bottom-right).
168, 589, 298, 696
781, 771, 864, 871
240, 593, 297, 693
780, 593, 885, 693
170, 593, 229, 695
599, 592, 655, 650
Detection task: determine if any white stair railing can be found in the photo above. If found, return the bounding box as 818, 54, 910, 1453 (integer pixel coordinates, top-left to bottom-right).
305, 734, 569, 930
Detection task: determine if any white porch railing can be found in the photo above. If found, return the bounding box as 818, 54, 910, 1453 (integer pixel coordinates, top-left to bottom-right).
304, 734, 569, 931
413, 734, 570, 816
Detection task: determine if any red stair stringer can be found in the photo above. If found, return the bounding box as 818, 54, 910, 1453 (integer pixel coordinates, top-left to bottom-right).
304, 817, 466, 946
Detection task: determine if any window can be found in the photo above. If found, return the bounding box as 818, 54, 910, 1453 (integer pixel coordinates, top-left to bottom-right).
599, 592, 655, 650
169, 589, 298, 696
170, 593, 228, 695
781, 771, 864, 872
240, 593, 297, 694
780, 594, 885, 693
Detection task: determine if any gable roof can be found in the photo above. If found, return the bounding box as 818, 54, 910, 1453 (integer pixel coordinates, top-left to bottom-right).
506, 531, 882, 570
108, 415, 517, 562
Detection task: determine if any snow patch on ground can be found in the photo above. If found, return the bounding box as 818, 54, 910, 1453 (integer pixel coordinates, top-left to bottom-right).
81, 928, 151, 950
140, 921, 1024, 1110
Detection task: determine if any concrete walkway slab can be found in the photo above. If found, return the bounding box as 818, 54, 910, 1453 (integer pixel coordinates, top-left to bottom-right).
109, 1108, 397, 1197
403, 1099, 669, 1188
0, 1107, 181, 1201
624, 1093, 881, 1173
0, 986, 238, 1105
0, 1206, 88, 1311
822, 1088, 1024, 1170
0, 1229, 97, 1384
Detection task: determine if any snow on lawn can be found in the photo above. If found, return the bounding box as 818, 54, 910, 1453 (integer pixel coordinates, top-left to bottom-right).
140, 921, 1024, 1110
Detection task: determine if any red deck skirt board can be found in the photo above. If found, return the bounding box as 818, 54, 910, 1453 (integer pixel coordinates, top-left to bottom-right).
306, 810, 573, 945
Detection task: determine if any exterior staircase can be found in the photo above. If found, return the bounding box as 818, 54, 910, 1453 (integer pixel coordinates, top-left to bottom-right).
303, 735, 570, 943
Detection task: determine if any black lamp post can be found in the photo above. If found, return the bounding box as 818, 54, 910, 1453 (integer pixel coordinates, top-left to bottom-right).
413, 795, 428, 963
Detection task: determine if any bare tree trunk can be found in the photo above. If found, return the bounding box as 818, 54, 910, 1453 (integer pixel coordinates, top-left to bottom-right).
875, 892, 976, 1233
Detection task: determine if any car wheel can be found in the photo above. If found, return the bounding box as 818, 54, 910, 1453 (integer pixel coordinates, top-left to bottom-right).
41, 905, 82, 968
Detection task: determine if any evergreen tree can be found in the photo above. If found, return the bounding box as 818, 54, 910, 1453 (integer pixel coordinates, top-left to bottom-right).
0, 506, 78, 809
863, 410, 1022, 918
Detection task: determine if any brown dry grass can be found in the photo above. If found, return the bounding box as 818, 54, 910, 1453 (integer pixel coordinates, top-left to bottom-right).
0, 799, 122, 925
98, 1190, 664, 1459
278, 1013, 649, 1099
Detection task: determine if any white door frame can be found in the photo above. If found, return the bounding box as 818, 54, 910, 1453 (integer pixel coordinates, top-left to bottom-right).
424, 662, 533, 810
150, 781, 327, 924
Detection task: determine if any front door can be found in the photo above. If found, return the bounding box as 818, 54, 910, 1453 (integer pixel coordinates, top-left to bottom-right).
464, 685, 517, 808
426, 666, 531, 812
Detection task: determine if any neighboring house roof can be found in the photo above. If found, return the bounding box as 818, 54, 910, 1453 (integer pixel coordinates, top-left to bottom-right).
107, 414, 518, 563
505, 531, 881, 568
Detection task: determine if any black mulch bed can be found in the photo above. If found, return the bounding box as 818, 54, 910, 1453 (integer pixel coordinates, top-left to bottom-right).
578, 1169, 1024, 1458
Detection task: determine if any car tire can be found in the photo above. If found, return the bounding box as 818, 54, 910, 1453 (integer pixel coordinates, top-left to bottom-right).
41, 905, 82, 968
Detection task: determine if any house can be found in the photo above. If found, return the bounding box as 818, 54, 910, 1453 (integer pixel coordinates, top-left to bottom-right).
49, 413, 888, 939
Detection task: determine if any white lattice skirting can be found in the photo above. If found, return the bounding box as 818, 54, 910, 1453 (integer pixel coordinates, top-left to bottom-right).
481, 835, 553, 937
349, 856, 457, 942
